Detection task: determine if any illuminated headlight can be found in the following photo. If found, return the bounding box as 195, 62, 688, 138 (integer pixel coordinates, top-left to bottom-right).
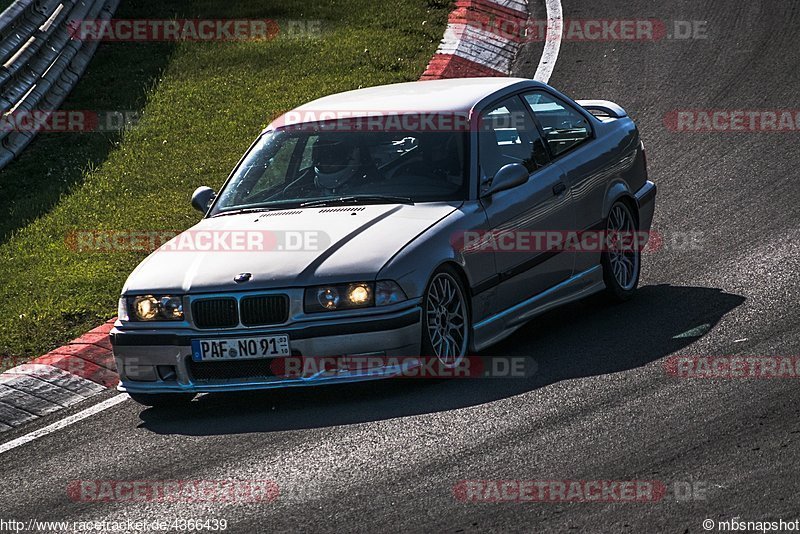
134, 296, 159, 320
305, 283, 373, 313
348, 284, 371, 305
124, 295, 185, 321
304, 281, 407, 313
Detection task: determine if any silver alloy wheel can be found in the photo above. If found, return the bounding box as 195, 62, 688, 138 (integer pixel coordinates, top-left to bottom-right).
425, 272, 468, 367
606, 203, 640, 291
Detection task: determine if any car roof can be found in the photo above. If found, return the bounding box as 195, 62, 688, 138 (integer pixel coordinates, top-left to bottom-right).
266, 77, 544, 130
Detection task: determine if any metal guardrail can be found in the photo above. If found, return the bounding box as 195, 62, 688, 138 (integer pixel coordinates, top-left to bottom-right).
0, 0, 119, 169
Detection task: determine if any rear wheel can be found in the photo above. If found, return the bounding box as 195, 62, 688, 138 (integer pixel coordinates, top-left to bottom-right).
128, 392, 195, 408
422, 267, 470, 368
601, 200, 641, 302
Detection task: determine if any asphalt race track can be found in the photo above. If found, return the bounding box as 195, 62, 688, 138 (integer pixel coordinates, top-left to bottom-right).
2, 1, 799, 532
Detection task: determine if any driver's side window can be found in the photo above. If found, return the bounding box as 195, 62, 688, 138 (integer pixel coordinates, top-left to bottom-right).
478, 96, 549, 186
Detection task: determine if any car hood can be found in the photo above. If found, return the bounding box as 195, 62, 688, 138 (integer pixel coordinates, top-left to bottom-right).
122, 203, 458, 295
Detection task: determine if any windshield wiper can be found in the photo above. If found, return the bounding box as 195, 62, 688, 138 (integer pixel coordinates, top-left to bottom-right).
300, 195, 414, 208
211, 202, 303, 218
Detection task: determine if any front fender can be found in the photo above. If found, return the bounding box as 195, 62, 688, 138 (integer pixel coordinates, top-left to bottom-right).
377, 201, 492, 301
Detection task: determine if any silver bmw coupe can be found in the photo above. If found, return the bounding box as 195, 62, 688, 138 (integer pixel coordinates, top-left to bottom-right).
111, 77, 656, 406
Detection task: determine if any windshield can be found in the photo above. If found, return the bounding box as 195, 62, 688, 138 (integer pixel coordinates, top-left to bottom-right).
212, 121, 469, 214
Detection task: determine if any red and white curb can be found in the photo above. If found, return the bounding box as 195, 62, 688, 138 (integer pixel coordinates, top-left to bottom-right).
421, 0, 529, 79
0, 0, 562, 435
0, 321, 118, 431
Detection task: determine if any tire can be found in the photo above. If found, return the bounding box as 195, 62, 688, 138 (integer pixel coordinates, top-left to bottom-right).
128, 392, 195, 408
421, 266, 471, 368
601, 200, 641, 302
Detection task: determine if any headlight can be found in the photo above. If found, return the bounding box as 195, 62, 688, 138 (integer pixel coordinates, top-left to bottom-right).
134, 296, 159, 320
317, 287, 341, 310
348, 284, 371, 305
304, 281, 407, 313
305, 283, 373, 313
159, 296, 184, 319
124, 295, 185, 321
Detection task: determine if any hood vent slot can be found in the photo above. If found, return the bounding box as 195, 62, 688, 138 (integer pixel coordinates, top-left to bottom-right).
318, 207, 366, 213
257, 210, 303, 219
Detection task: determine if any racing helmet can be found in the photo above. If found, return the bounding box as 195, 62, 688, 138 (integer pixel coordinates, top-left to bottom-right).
312, 135, 362, 190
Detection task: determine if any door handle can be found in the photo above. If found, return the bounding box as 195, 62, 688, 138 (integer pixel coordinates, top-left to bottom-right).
552, 182, 567, 196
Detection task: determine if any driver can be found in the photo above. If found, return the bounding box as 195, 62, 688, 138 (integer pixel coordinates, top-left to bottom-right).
312, 134, 373, 194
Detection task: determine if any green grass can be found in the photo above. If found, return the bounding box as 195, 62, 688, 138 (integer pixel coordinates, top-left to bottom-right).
0, 0, 450, 368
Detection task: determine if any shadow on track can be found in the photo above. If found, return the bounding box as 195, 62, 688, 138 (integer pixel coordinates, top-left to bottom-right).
138, 284, 745, 435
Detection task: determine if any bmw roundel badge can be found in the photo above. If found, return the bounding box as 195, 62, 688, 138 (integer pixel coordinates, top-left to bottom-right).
234, 272, 252, 284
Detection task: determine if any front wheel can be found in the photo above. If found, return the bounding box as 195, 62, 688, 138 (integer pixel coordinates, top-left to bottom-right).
601, 201, 641, 302
421, 267, 471, 368
128, 392, 195, 408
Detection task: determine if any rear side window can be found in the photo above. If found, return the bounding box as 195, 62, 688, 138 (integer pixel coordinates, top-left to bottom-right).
478, 96, 549, 182
523, 92, 592, 157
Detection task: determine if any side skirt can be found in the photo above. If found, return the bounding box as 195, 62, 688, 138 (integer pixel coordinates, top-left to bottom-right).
471, 266, 605, 352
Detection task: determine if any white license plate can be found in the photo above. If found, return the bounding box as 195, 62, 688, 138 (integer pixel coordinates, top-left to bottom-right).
191, 335, 290, 362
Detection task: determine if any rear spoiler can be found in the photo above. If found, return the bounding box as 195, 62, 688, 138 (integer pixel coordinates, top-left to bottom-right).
576, 100, 628, 119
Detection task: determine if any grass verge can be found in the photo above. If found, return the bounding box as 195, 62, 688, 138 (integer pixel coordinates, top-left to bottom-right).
0, 0, 450, 369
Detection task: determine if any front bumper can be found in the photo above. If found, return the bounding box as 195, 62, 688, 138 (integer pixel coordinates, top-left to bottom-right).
635, 180, 657, 233
112, 306, 422, 394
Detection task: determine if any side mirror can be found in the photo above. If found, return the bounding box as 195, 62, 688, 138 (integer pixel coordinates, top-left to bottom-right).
485, 163, 529, 196
191, 186, 216, 214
